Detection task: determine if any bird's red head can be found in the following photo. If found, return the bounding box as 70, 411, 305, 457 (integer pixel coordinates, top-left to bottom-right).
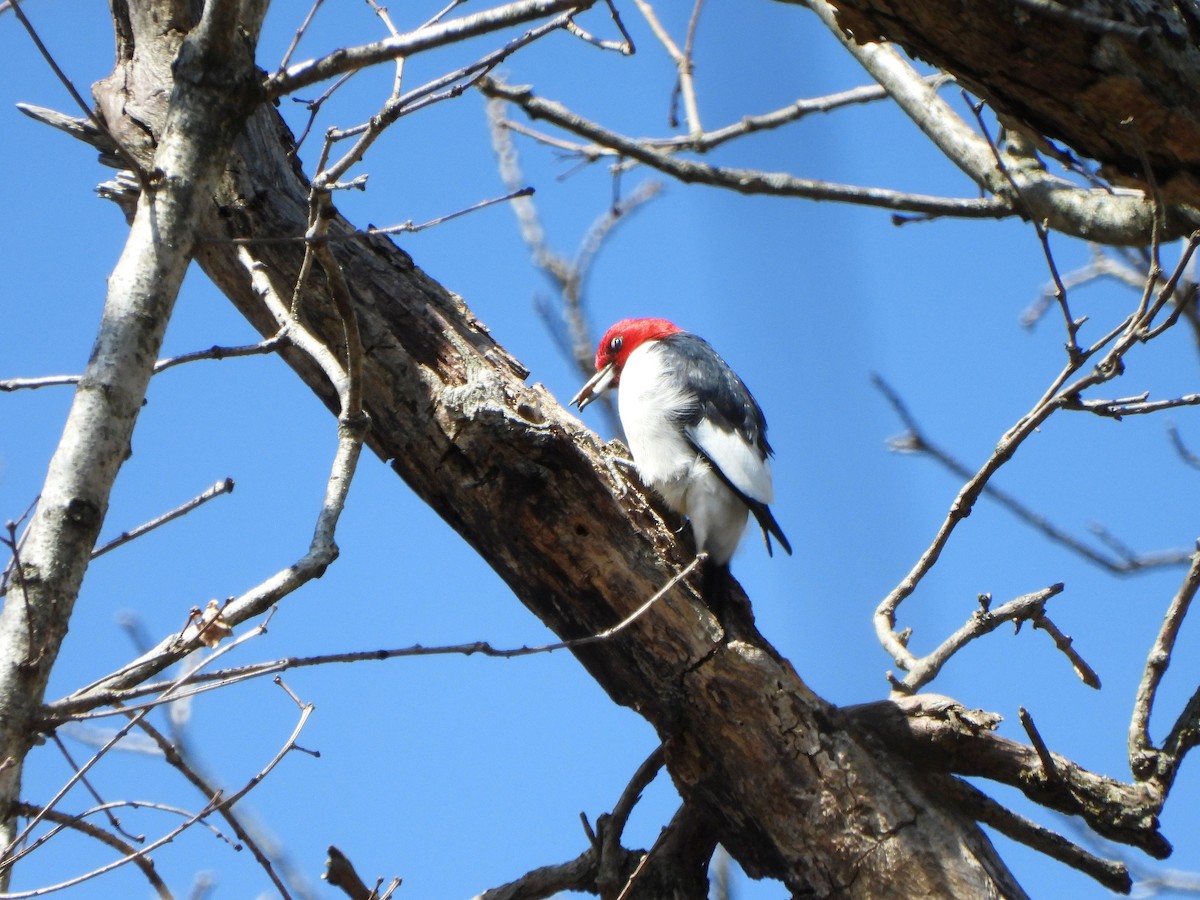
594, 317, 682, 381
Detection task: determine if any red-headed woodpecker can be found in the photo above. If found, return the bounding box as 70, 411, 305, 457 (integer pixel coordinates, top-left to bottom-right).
571, 317, 790, 627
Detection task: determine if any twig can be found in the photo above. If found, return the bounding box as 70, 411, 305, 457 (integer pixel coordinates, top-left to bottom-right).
49, 733, 143, 844
223, 188, 536, 245
1021, 247, 1147, 330
89, 479, 235, 562
944, 777, 1131, 893
565, 0, 634, 53
132, 715, 296, 897
1032, 612, 1100, 688
598, 745, 665, 891
1167, 422, 1200, 470
480, 77, 1010, 219
46, 556, 705, 723
967, 95, 1081, 360
8, 802, 171, 899
2, 623, 268, 869
314, 8, 576, 188
631, 0, 703, 137
0, 521, 39, 664
3, 673, 311, 897
1018, 707, 1059, 782
277, 0, 327, 72
6, 0, 147, 183
1129, 545, 1200, 782
892, 584, 1071, 692
0, 334, 287, 393
0, 498, 37, 597
874, 374, 1191, 575
1062, 392, 1200, 418
265, 0, 597, 99
875, 237, 1200, 683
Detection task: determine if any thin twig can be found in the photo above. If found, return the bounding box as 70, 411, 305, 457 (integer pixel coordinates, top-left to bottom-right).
944, 778, 1131, 893
967, 94, 1081, 360
1018, 707, 1059, 782
1, 622, 269, 875
265, 0, 597, 99
875, 238, 1200, 683
0, 334, 287, 393
46, 556, 705, 723
599, 745, 665, 888
1129, 545, 1200, 782
8, 803, 171, 899
131, 715, 296, 897
49, 733, 143, 844
221, 188, 536, 245
892, 583, 1069, 692
89, 479, 235, 562
481, 77, 1010, 219
874, 374, 1191, 574
631, 0, 702, 137
7, 0, 147, 183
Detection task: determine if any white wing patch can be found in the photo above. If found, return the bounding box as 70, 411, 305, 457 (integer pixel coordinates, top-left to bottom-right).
686, 418, 774, 505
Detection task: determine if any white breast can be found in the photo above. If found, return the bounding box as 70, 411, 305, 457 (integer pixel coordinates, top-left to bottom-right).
617, 342, 751, 564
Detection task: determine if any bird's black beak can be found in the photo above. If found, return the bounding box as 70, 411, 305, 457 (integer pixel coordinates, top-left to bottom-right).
570, 363, 616, 411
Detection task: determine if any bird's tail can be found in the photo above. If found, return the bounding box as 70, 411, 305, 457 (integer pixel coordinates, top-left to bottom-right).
748, 499, 792, 557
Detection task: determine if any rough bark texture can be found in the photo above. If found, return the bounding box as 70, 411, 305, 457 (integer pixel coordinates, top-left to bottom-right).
827, 0, 1200, 206
70, 2, 1034, 896
12, 0, 1186, 894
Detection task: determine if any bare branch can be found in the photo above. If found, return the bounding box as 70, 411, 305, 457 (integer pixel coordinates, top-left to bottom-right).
599, 745, 666, 890
943, 778, 1131, 894
265, 0, 597, 99
44, 556, 705, 723
1130, 546, 1200, 784
131, 715, 296, 897
564, 0, 634, 53
480, 77, 1011, 218
893, 584, 1087, 693
874, 374, 1192, 575
875, 236, 1200, 681
966, 94, 1082, 359
11, 806, 171, 897
631, 0, 703, 137
0, 334, 287, 393
801, 0, 1172, 245
223, 189, 537, 244
845, 694, 1170, 858
89, 479, 235, 562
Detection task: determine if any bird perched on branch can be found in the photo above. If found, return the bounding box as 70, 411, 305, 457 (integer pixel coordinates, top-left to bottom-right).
571, 317, 790, 630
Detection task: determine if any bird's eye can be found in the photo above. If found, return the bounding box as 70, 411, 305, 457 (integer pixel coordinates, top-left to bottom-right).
609, 336, 623, 353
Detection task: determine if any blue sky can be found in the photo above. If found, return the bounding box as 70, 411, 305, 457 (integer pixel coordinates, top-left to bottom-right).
2, 1, 1199, 897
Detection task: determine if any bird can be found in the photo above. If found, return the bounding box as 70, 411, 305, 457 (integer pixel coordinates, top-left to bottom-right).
571, 317, 790, 629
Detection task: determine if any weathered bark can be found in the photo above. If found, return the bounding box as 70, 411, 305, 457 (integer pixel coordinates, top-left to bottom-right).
826, 0, 1200, 207
12, 0, 1182, 895
59, 3, 1034, 897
